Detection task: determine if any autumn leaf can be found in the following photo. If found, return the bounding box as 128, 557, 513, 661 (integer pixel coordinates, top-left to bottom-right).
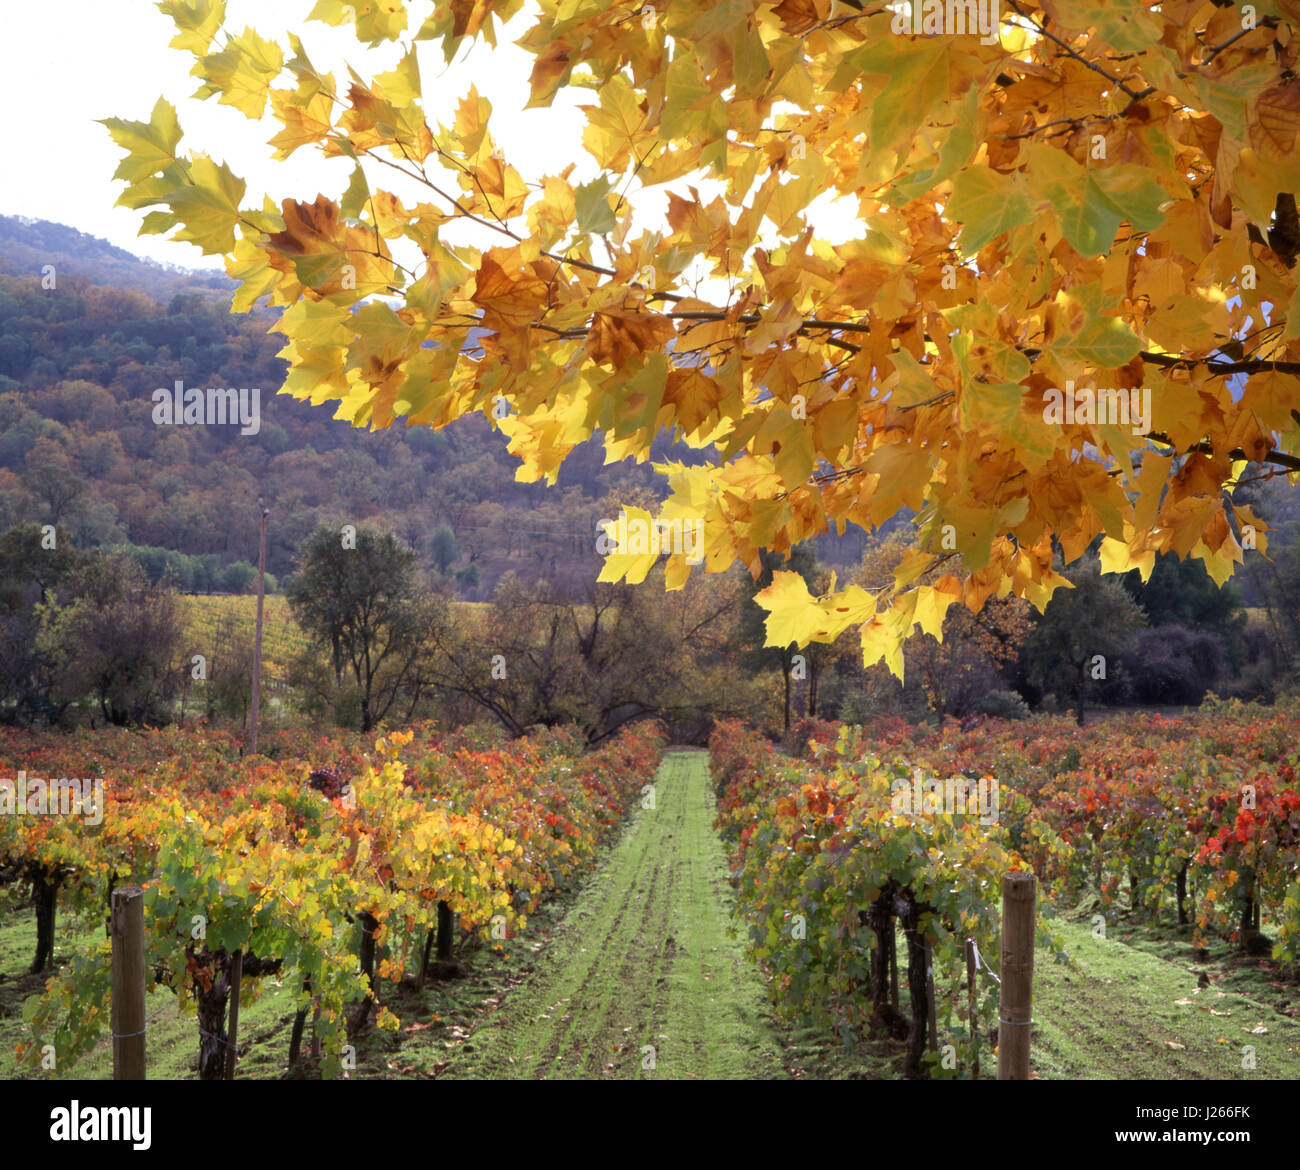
102, 0, 1300, 676
588, 309, 676, 371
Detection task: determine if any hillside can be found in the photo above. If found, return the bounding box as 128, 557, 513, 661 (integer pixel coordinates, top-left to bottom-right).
0, 217, 872, 595
0, 215, 233, 301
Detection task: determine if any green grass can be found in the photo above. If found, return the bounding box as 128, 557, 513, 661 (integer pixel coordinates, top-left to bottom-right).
443, 749, 789, 1079
1032, 911, 1300, 1079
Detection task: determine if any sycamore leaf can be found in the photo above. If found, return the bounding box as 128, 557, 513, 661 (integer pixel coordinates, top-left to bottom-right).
947, 167, 1033, 254
1053, 318, 1145, 368
596, 506, 665, 585
193, 26, 284, 119
121, 0, 1295, 678
574, 175, 618, 234
158, 0, 226, 55
267, 194, 391, 296
1025, 143, 1123, 257
308, 0, 406, 44
100, 98, 184, 184
168, 154, 246, 254
1099, 534, 1155, 583
588, 309, 675, 370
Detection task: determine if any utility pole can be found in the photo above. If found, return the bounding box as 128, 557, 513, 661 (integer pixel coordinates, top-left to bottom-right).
249, 496, 268, 755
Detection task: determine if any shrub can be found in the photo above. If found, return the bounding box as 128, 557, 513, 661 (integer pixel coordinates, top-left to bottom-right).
786, 716, 842, 760
972, 689, 1030, 720
1123, 625, 1223, 706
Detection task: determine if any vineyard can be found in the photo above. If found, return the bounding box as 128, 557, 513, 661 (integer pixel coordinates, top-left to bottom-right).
0, 719, 664, 1078
710, 701, 1300, 1079
182, 595, 311, 685
3, 704, 1299, 1081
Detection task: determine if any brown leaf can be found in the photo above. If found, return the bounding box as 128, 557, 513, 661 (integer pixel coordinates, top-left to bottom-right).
451, 0, 490, 39
268, 194, 343, 257
588, 309, 675, 370
771, 0, 830, 34
664, 367, 725, 435
1249, 80, 1300, 162
471, 250, 551, 323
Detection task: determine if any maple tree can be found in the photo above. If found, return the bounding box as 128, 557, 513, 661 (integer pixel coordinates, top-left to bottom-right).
106, 0, 1300, 674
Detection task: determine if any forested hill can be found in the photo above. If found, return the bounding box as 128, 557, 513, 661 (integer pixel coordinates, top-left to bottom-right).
0, 217, 877, 595
0, 215, 234, 300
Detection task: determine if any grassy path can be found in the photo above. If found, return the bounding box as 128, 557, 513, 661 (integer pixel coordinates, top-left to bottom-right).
444, 750, 787, 1079
1032, 918, 1300, 1079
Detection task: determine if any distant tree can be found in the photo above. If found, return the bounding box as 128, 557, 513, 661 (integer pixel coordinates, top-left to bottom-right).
1022, 556, 1145, 725
218, 560, 257, 594
202, 616, 256, 726
22, 437, 85, 524
426, 568, 747, 743
47, 551, 185, 726
1123, 625, 1224, 706
430, 524, 460, 574
454, 562, 481, 591
840, 533, 1033, 721
1120, 552, 1246, 664
1237, 479, 1300, 682
286, 524, 434, 732
0, 523, 81, 723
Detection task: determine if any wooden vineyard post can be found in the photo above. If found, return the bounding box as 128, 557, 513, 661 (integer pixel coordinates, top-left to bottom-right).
248, 497, 268, 755
998, 871, 1036, 1081
111, 886, 146, 1081
225, 949, 244, 1080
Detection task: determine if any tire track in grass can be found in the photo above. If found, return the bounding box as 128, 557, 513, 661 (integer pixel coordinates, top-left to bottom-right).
444, 750, 786, 1079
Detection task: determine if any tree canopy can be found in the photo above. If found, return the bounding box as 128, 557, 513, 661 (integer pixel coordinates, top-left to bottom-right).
106, 0, 1300, 674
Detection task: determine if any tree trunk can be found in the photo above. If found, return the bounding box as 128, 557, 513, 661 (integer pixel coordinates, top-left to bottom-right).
1074, 682, 1085, 726
288, 975, 312, 1067
351, 910, 380, 1032
30, 867, 60, 974
436, 901, 454, 961
194, 951, 232, 1081
1238, 878, 1266, 953
418, 928, 435, 988
782, 660, 791, 737
890, 921, 899, 1013
862, 883, 907, 1039
901, 895, 932, 1079
1175, 859, 1189, 926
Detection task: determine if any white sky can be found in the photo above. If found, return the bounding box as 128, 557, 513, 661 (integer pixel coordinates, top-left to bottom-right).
0, 1, 568, 269
0, 0, 859, 279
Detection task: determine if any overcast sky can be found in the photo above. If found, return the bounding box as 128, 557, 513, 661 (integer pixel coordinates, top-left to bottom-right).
0, 0, 606, 270
0, 0, 863, 301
